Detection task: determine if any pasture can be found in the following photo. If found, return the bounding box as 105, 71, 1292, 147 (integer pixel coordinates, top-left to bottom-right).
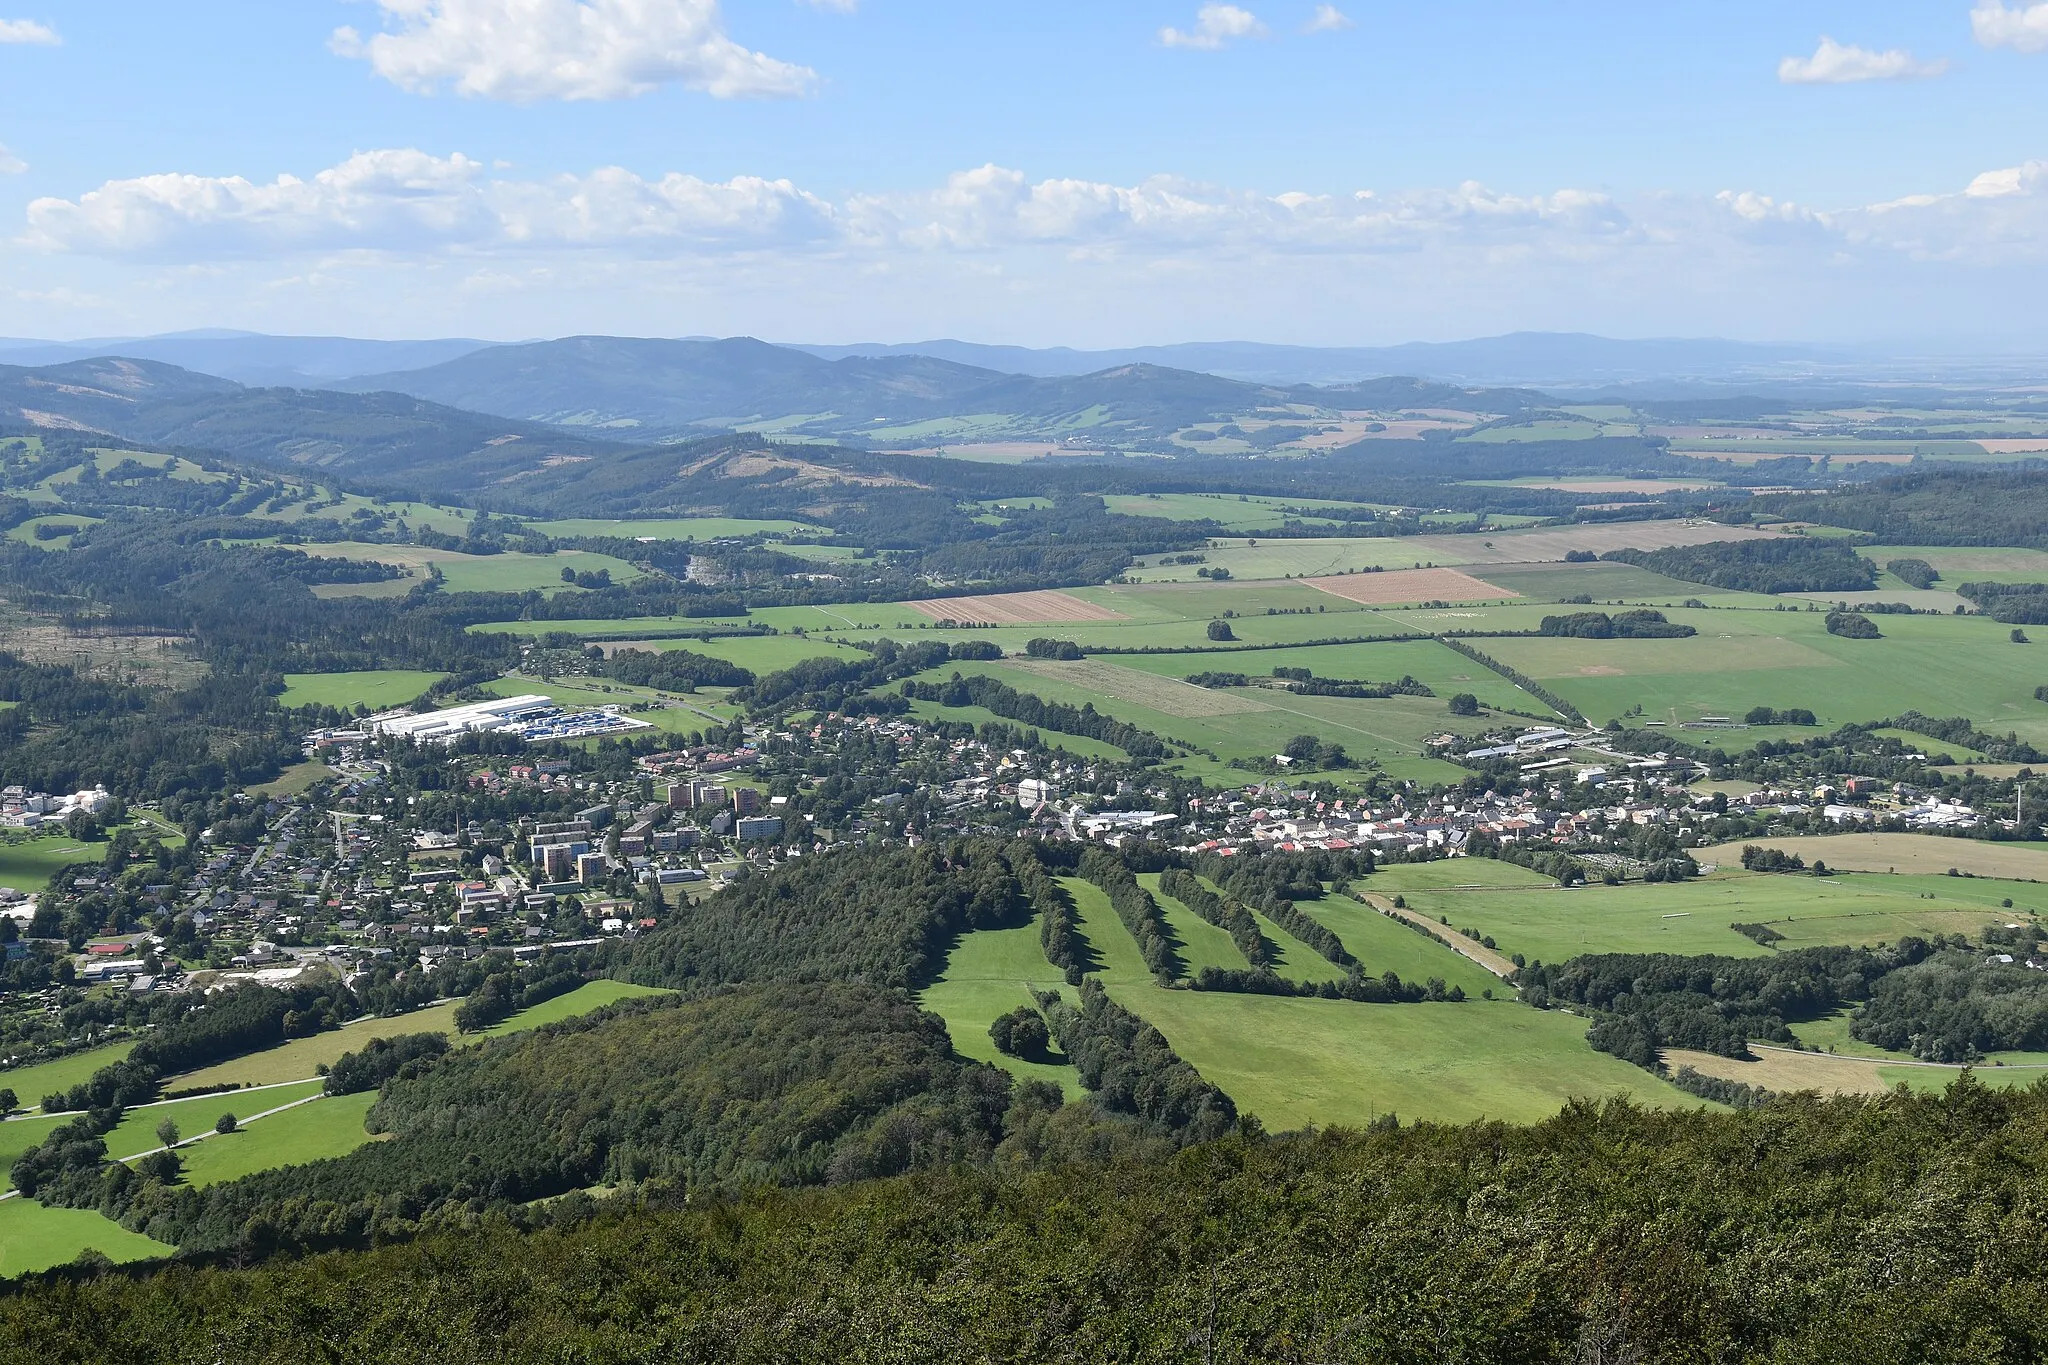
173, 1091, 383, 1188
1696, 834, 2048, 881
481, 981, 673, 1035
1305, 568, 1520, 605
171, 1002, 466, 1090
0, 1200, 171, 1277
1055, 875, 1706, 1126
1394, 863, 2039, 965
101, 1081, 327, 1161
278, 669, 446, 711
0, 1042, 137, 1112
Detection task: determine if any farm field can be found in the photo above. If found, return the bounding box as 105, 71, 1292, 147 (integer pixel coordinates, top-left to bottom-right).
0, 1114, 71, 1191
1304, 567, 1519, 605
1100, 492, 1382, 530
1470, 604, 2048, 732
523, 516, 829, 541
610, 634, 869, 674
1696, 834, 2048, 881
1394, 863, 2040, 965
1297, 896, 1501, 998
278, 669, 446, 710
0, 835, 102, 897
1472, 560, 1784, 608
174, 1091, 383, 1188
916, 656, 1485, 785
904, 589, 1126, 625
0, 1199, 171, 1278
1668, 1044, 2048, 1098
5, 513, 101, 548
1140, 873, 1255, 977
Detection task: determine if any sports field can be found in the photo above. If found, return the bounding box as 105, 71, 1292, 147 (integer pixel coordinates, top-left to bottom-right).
0, 835, 102, 897
279, 669, 446, 710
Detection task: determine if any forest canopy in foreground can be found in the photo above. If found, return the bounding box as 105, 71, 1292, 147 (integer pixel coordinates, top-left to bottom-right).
2, 1079, 2045, 1363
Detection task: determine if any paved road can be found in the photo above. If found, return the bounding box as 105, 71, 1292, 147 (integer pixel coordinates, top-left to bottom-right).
1354, 892, 1520, 980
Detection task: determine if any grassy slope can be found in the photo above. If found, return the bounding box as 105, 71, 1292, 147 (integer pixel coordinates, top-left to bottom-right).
172, 1003, 467, 1090
101, 1081, 327, 1160
0, 1042, 137, 1111
479, 981, 672, 1036
1054, 876, 1707, 1128
174, 1091, 383, 1188
0, 1200, 172, 1277
919, 919, 1083, 1100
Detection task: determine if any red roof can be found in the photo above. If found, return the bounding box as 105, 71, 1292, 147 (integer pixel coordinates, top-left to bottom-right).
86, 942, 131, 955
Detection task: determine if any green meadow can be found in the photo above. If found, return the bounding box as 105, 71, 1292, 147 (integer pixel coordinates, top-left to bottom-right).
278, 669, 447, 710
173, 1091, 383, 1188
0, 1200, 171, 1277
921, 871, 1708, 1131
1392, 863, 2036, 966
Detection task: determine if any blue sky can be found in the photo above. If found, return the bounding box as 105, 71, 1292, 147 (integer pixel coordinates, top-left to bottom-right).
4, 1, 2048, 347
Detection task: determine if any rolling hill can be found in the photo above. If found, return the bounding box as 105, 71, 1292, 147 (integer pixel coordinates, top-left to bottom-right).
0, 357, 620, 495
335, 336, 1546, 441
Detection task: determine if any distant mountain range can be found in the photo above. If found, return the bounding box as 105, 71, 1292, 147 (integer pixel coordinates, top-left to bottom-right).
330, 335, 1542, 441
786, 333, 1851, 387
0, 329, 1882, 391
0, 331, 495, 388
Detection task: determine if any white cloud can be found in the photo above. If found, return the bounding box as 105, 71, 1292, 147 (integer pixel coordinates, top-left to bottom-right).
1778, 36, 1947, 84
1160, 4, 1267, 51
329, 0, 815, 102
1303, 5, 1353, 34
0, 143, 22, 175
0, 18, 57, 43
1973, 1, 2048, 52
23, 150, 836, 258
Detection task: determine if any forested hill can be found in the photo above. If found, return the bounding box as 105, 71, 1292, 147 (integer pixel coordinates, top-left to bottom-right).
335, 335, 1309, 440
1748, 468, 2048, 547
0, 356, 621, 492
8, 1080, 2048, 1360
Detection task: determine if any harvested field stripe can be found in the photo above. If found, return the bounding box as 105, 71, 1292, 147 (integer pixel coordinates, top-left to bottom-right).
904, 591, 1127, 625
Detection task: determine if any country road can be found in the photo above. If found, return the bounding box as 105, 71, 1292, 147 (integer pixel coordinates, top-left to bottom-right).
1354, 892, 1520, 980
